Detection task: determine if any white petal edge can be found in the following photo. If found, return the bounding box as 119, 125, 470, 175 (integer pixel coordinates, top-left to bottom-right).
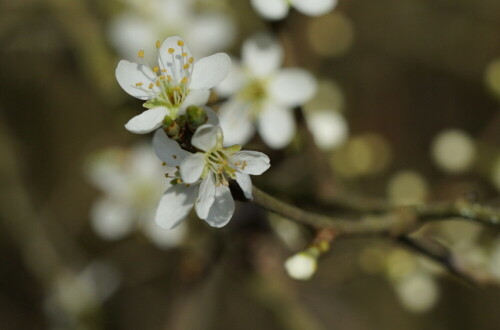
155, 184, 197, 229
258, 104, 296, 149
115, 60, 159, 100
195, 174, 216, 219
250, 0, 289, 20
204, 186, 235, 228
291, 0, 338, 17
125, 107, 168, 134
236, 172, 253, 199
191, 124, 223, 151
189, 53, 232, 90
232, 151, 271, 175
152, 129, 190, 166
242, 33, 283, 77
180, 153, 206, 184
269, 68, 317, 107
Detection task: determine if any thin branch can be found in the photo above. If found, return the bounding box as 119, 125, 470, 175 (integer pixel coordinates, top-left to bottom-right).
251, 186, 500, 236
398, 236, 500, 286
252, 186, 419, 236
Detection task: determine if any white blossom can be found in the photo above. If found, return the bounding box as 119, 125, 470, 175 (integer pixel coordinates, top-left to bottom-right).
86, 145, 186, 248
115, 36, 231, 134
251, 0, 338, 21
284, 251, 318, 280
306, 110, 348, 150
108, 0, 235, 61
153, 124, 270, 229
217, 33, 317, 149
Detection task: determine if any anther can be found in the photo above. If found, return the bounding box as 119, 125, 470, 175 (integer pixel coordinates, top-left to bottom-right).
183, 63, 190, 69
182, 52, 188, 57
156, 40, 161, 48
148, 83, 154, 89
137, 50, 145, 58
135, 82, 143, 87
177, 40, 184, 46
181, 77, 188, 84
168, 48, 175, 54
153, 66, 159, 73
188, 57, 194, 64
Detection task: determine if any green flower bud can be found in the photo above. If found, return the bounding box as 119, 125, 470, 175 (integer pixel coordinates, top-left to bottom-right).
163, 116, 180, 139
186, 105, 208, 131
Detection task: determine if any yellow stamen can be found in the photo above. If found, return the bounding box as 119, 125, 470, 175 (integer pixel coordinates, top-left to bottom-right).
177, 40, 184, 46
181, 77, 188, 84
182, 52, 188, 57
137, 50, 145, 58
156, 40, 161, 48
153, 66, 159, 73
188, 57, 194, 64
168, 48, 175, 54
183, 63, 190, 69
135, 82, 143, 87
148, 83, 154, 89
167, 75, 173, 82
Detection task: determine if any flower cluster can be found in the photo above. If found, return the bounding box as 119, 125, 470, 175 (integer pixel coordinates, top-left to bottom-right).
217, 33, 317, 149
115, 36, 271, 229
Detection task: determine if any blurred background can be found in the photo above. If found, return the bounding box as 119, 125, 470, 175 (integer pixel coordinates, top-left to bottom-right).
2, 0, 500, 329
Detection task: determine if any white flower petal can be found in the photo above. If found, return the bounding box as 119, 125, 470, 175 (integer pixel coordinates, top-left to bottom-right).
251, 0, 289, 20
108, 13, 157, 62
195, 174, 216, 219
205, 106, 220, 126
215, 59, 247, 97
191, 124, 222, 151
306, 111, 348, 150
232, 151, 271, 175
242, 33, 283, 77
179, 89, 210, 113
269, 68, 317, 106
180, 153, 206, 184
115, 60, 159, 100
189, 53, 231, 90
125, 107, 168, 134
204, 186, 235, 228
155, 184, 197, 229
236, 172, 253, 199
219, 101, 255, 146
291, 0, 338, 16
152, 129, 190, 166
186, 13, 236, 57
258, 104, 296, 149
158, 36, 193, 84
90, 198, 135, 240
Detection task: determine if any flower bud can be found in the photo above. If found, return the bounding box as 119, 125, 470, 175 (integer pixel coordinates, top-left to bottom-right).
186, 105, 208, 131
163, 116, 180, 139
284, 249, 318, 280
